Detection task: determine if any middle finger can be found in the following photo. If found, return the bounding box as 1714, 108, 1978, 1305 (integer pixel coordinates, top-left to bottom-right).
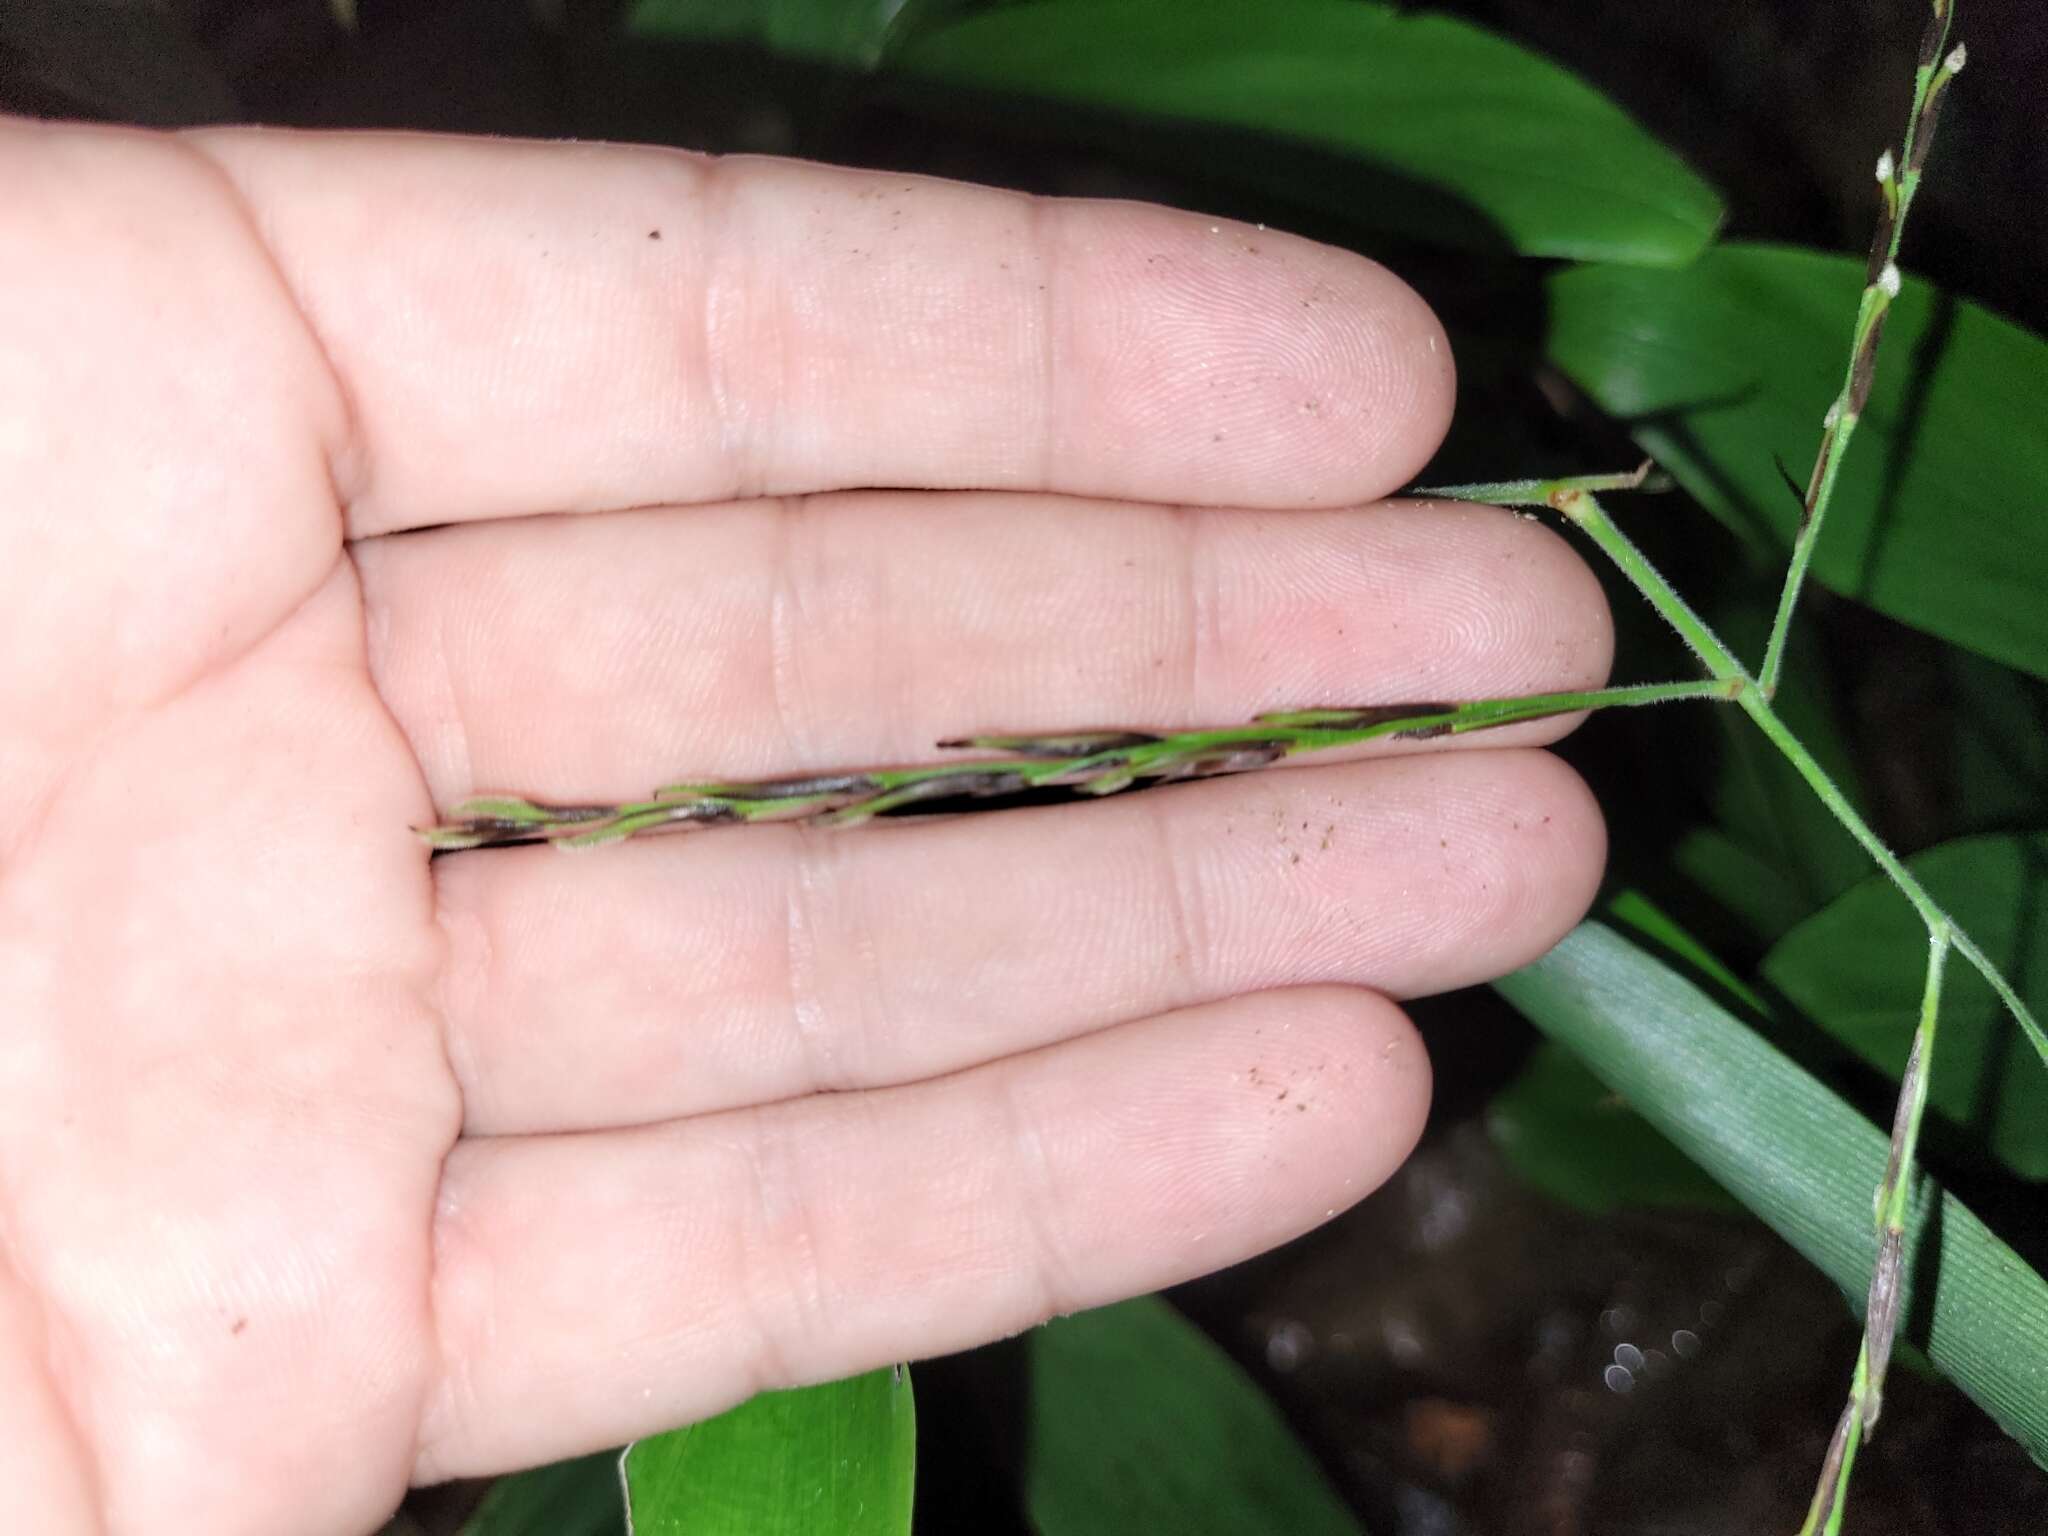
356, 490, 1612, 806
365, 488, 1612, 1133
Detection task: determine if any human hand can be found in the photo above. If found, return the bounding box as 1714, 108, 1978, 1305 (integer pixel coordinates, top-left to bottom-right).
0, 117, 1609, 1534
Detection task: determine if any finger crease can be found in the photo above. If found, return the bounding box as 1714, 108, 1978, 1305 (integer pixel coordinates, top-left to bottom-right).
0, 1214, 109, 1533
178, 132, 374, 539
765, 495, 817, 769
1177, 505, 1220, 714
782, 827, 851, 1095
734, 1111, 831, 1393
996, 1073, 1085, 1322
1148, 789, 1213, 988
1029, 194, 1062, 491
697, 156, 760, 503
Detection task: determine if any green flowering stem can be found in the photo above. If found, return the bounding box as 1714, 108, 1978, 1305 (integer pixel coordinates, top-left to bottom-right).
1759, 0, 1964, 699
416, 6, 2033, 1530
1797, 928, 1950, 1536
419, 676, 1734, 852
1422, 455, 2041, 1536
1452, 9, 2032, 1522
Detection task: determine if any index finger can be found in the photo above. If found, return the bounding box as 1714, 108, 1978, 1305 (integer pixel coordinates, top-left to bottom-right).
186, 130, 1454, 537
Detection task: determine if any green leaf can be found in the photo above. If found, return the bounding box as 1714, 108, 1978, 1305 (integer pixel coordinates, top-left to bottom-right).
889, 0, 1721, 264
1640, 587, 1873, 952
622, 1370, 915, 1536
1549, 244, 2048, 679
1488, 1040, 1740, 1214
1762, 833, 2048, 1180
1669, 826, 1816, 949
1679, 593, 1875, 946
1489, 891, 1758, 1216
1604, 888, 1772, 1016
1947, 651, 2048, 838
460, 1453, 624, 1536
1026, 1295, 1365, 1536
1495, 922, 2048, 1467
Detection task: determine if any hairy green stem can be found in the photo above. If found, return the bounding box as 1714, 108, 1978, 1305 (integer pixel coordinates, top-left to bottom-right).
1798, 931, 1949, 1536
1431, 451, 2040, 1534
1759, 0, 1962, 695
1438, 473, 2044, 1054
1454, 15, 2034, 1519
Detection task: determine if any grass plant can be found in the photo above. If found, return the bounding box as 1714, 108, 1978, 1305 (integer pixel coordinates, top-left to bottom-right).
429, 3, 2037, 1525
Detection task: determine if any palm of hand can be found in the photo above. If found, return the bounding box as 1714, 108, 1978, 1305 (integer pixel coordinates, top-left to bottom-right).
1, 129, 457, 1535
1, 120, 1608, 1534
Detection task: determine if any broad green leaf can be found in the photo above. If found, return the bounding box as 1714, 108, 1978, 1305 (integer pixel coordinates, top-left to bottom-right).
1669, 826, 1815, 948
1639, 587, 1871, 950
1488, 1040, 1739, 1214
889, 0, 1721, 264
1495, 922, 2048, 1467
1947, 651, 2048, 838
460, 1453, 624, 1536
1027, 1295, 1365, 1536
1692, 595, 1874, 935
622, 1370, 914, 1536
1762, 833, 2048, 1179
1549, 245, 2048, 679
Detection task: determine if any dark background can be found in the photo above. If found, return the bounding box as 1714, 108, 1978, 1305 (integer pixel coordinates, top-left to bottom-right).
6, 4, 2044, 1532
